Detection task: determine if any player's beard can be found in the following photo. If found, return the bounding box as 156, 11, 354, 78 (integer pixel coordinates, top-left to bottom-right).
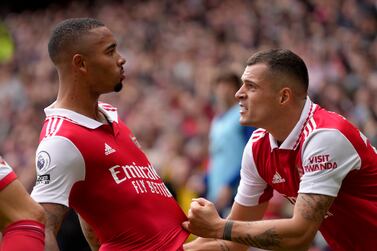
114, 82, 123, 92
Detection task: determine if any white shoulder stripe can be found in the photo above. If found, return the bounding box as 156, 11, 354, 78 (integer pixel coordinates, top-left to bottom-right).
45, 117, 64, 138
45, 117, 53, 137
251, 129, 266, 143
303, 117, 317, 140
309, 117, 317, 130
51, 118, 64, 137
50, 117, 58, 134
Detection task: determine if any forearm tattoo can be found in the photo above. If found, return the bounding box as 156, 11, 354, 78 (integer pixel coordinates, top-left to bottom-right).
298, 194, 333, 222
233, 227, 281, 249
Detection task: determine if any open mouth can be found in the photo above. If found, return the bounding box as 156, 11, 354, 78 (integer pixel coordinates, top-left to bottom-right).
239, 103, 247, 113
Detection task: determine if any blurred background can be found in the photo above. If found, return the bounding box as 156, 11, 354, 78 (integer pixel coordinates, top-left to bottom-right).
0, 0, 376, 250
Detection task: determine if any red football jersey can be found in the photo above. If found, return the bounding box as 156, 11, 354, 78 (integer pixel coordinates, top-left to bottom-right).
235, 98, 377, 251
31, 103, 189, 250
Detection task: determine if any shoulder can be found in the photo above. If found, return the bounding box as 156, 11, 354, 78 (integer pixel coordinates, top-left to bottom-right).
250, 128, 268, 143
303, 108, 363, 149
242, 129, 269, 169
244, 129, 270, 158
312, 107, 355, 132
41, 116, 82, 141
36, 136, 83, 171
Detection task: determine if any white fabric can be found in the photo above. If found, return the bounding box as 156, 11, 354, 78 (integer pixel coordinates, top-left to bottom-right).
31, 102, 117, 206
269, 98, 316, 150
31, 136, 85, 207
234, 138, 269, 206
0, 157, 13, 180
299, 129, 361, 196
44, 102, 118, 129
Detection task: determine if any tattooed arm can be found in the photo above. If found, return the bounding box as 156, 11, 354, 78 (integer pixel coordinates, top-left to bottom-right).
183, 194, 334, 251
41, 203, 69, 251
184, 201, 268, 251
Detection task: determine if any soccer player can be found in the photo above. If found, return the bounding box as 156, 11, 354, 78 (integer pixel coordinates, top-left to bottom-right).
0, 156, 45, 251
183, 49, 377, 251
31, 18, 189, 250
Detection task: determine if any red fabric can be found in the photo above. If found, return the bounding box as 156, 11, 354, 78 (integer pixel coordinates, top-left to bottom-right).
250, 105, 377, 250
0, 172, 17, 191
37, 103, 189, 250
0, 220, 45, 251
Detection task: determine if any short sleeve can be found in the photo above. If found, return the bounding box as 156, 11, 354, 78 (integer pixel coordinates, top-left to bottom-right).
299, 129, 361, 197
235, 139, 271, 206
31, 136, 86, 207
0, 157, 17, 190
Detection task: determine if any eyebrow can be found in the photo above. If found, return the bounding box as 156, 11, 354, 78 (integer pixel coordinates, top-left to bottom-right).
243, 79, 258, 86
104, 43, 117, 52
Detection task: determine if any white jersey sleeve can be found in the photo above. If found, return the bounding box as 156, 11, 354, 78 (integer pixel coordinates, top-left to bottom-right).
31, 136, 85, 207
299, 129, 361, 196
235, 138, 269, 206
0, 156, 14, 180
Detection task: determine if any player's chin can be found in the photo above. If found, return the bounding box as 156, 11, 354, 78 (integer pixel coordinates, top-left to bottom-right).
239, 117, 253, 126
239, 118, 248, 126
114, 82, 123, 92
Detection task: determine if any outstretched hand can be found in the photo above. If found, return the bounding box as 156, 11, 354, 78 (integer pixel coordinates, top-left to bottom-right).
182, 198, 225, 239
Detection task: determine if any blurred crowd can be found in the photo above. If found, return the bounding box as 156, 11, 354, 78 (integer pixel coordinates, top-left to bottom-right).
0, 0, 376, 250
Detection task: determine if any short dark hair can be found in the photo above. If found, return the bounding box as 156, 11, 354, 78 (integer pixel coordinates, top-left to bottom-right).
215, 72, 242, 90
48, 18, 105, 64
246, 49, 309, 92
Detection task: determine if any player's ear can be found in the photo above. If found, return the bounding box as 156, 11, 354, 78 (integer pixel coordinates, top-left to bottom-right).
72, 54, 87, 73
279, 87, 292, 104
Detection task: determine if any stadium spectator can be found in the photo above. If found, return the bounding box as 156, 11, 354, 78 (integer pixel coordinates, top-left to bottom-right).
206, 72, 254, 217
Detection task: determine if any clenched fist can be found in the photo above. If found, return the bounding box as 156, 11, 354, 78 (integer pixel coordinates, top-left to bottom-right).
182, 198, 226, 239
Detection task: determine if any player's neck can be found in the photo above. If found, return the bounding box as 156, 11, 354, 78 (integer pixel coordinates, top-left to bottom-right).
55, 90, 103, 122
268, 101, 304, 143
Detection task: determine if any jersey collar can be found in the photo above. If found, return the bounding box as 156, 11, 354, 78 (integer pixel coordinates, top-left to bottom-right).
269, 97, 315, 150
44, 102, 119, 129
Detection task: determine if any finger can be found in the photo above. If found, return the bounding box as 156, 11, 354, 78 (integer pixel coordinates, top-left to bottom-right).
187, 208, 193, 218
182, 221, 190, 231
190, 200, 207, 214
192, 197, 209, 206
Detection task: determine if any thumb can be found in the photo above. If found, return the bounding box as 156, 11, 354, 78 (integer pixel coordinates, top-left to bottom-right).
182, 221, 190, 232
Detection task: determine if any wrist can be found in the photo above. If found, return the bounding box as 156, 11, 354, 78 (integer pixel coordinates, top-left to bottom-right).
222, 220, 234, 241
216, 219, 227, 239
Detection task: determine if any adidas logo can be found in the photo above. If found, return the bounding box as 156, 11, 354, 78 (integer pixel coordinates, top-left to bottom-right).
272, 172, 286, 184
105, 143, 116, 155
